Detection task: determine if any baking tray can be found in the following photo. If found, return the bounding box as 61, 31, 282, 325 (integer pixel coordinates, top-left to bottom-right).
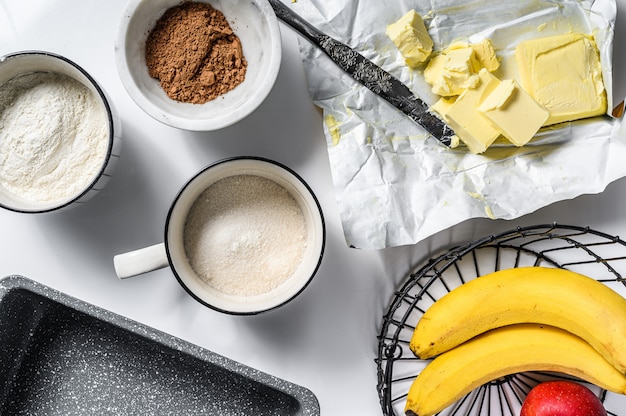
0, 275, 319, 415
376, 223, 626, 416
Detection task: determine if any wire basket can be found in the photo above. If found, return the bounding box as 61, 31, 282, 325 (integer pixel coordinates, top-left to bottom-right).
376, 223, 626, 416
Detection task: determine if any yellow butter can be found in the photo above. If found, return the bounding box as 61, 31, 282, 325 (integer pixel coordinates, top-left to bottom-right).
472, 38, 500, 72
431, 97, 461, 147
424, 43, 481, 97
444, 69, 501, 154
386, 10, 433, 68
431, 96, 457, 118
324, 114, 342, 146
515, 33, 606, 125
423, 54, 447, 92
445, 44, 480, 73
478, 79, 549, 146
478, 79, 515, 112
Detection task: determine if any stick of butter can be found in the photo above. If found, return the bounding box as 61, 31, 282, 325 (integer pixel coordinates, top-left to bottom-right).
478, 79, 549, 147
442, 69, 502, 154
386, 10, 433, 68
515, 33, 607, 125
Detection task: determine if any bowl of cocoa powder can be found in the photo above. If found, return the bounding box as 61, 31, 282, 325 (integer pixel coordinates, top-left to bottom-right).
115, 0, 282, 131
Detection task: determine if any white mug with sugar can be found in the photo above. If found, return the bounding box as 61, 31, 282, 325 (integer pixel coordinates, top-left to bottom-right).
113, 157, 325, 315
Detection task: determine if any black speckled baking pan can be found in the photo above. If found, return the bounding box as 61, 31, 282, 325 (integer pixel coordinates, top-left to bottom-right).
0, 275, 320, 415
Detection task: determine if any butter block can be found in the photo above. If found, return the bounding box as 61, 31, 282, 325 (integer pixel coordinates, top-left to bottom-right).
387, 10, 433, 68
472, 38, 500, 72
478, 79, 549, 146
515, 33, 606, 125
431, 96, 457, 118
479, 79, 515, 112
444, 69, 501, 154
424, 43, 481, 97
431, 97, 461, 148
423, 54, 447, 91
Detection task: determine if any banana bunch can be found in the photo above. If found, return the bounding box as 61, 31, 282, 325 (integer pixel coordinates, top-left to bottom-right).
405, 266, 626, 416
405, 323, 626, 416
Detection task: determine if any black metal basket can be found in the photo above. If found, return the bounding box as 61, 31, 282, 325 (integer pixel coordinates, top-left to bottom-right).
376, 223, 626, 416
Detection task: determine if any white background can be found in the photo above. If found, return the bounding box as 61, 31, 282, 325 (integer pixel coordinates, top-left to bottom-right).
0, 0, 625, 414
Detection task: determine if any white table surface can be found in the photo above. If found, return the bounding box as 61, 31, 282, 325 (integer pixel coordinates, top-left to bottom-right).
1, 1, 625, 414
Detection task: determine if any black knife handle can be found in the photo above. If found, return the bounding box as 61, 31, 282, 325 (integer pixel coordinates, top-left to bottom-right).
267, 0, 454, 147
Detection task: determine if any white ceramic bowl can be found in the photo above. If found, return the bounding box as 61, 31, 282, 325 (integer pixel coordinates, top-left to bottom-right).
0, 51, 122, 213
115, 0, 282, 131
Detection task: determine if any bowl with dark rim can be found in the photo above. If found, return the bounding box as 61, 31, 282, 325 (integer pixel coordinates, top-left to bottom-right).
0, 51, 121, 213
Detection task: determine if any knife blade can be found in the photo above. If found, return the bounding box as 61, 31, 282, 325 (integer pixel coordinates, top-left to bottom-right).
267, 0, 455, 147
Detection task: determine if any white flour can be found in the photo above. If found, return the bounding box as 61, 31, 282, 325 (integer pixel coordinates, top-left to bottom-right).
0, 72, 108, 204
183, 175, 308, 297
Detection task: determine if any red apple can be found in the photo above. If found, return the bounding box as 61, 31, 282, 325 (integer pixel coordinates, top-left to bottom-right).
521, 381, 607, 416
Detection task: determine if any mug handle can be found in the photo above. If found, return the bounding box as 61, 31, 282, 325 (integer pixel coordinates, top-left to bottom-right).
114, 243, 169, 279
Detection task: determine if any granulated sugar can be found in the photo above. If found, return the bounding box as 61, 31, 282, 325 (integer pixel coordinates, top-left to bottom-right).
183, 175, 307, 297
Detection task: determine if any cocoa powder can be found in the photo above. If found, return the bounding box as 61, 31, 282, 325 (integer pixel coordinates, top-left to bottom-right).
145, 2, 248, 104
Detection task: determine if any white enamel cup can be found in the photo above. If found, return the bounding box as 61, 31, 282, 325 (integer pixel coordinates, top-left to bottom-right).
114, 157, 325, 315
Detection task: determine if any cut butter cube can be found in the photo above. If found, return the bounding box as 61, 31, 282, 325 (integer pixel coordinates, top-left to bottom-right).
444, 69, 501, 154
424, 43, 481, 97
444, 45, 480, 74
515, 33, 606, 125
478, 79, 549, 147
431, 96, 457, 118
472, 38, 500, 72
386, 10, 433, 68
424, 40, 498, 97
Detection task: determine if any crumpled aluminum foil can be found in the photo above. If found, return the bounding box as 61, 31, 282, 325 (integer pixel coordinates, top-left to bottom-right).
292, 0, 624, 249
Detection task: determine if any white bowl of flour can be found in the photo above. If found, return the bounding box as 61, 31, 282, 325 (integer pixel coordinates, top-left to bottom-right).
0, 51, 121, 213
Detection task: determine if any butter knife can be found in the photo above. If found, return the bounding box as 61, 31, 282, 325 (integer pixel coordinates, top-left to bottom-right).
267, 0, 455, 147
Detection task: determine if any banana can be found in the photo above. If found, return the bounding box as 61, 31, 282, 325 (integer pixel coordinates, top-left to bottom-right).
405, 323, 626, 416
410, 266, 626, 373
